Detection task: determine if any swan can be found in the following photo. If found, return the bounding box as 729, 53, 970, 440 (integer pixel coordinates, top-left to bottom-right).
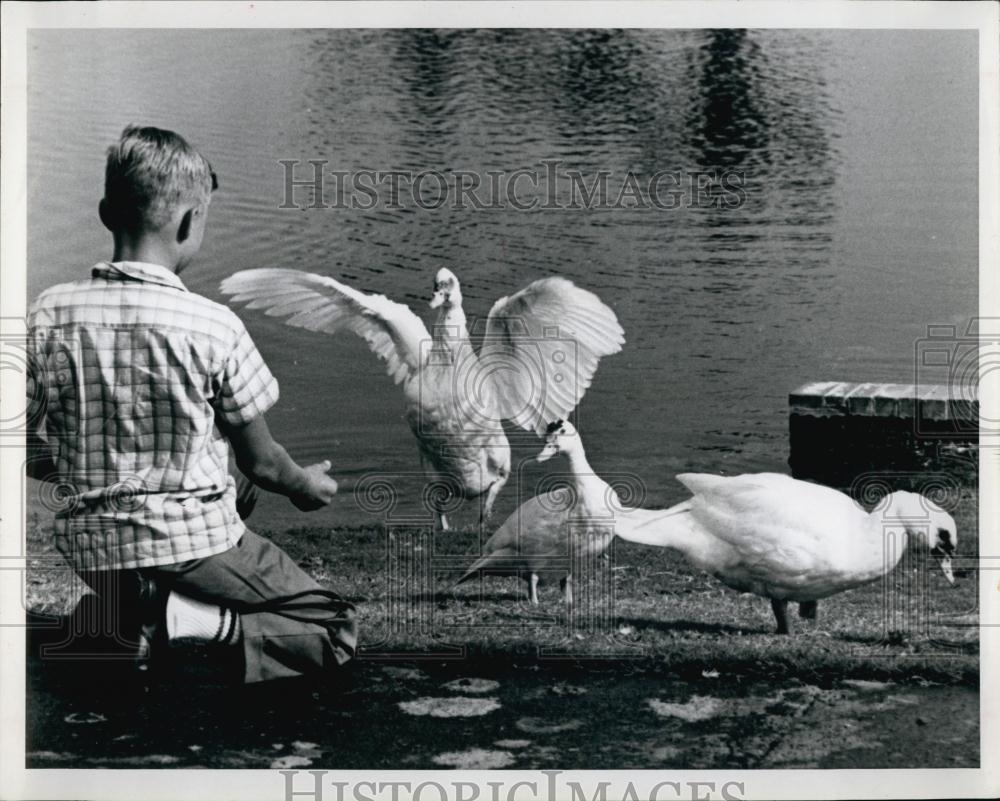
453, 420, 619, 605
220, 268, 624, 530
614, 472, 958, 634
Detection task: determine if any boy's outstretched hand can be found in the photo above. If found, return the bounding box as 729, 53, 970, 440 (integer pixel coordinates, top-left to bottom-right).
223, 416, 340, 512
292, 460, 339, 511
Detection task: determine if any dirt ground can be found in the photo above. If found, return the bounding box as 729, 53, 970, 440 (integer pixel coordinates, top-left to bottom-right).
22, 484, 980, 770
25, 646, 977, 770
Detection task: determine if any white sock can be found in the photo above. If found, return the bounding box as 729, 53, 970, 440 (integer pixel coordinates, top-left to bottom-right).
165, 591, 241, 645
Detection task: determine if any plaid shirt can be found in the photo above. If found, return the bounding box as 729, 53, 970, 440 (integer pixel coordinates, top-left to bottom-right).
27, 261, 279, 571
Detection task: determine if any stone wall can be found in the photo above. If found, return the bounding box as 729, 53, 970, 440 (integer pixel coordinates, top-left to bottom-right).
788, 381, 978, 493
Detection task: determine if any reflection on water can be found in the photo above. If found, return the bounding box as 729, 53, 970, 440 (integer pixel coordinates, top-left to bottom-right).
26, 29, 977, 528
689, 30, 769, 169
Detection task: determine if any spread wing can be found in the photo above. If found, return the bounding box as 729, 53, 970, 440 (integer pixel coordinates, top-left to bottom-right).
220, 268, 431, 385
480, 277, 625, 434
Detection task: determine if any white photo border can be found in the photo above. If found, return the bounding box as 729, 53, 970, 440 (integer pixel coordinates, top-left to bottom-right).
1, 2, 997, 800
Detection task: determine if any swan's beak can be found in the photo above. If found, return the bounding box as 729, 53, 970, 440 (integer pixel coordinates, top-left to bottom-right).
932, 541, 957, 585
938, 554, 955, 584
429, 290, 446, 309
536, 443, 557, 463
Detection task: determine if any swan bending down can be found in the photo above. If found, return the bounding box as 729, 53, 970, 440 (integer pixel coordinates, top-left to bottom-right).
454, 420, 619, 605
615, 472, 958, 634
220, 268, 624, 530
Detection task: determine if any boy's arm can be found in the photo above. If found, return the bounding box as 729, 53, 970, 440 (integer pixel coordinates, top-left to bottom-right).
214, 312, 333, 509
220, 415, 338, 511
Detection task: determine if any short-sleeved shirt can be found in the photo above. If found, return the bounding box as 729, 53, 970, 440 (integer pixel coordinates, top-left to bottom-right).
27, 261, 279, 571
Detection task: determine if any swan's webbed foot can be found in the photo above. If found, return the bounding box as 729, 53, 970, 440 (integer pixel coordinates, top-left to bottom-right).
798, 600, 818, 620
771, 598, 792, 635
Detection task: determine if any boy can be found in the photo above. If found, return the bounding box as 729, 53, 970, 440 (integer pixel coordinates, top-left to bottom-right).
26, 125, 356, 684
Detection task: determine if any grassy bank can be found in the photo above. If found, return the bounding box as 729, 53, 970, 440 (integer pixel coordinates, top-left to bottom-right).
25, 484, 979, 685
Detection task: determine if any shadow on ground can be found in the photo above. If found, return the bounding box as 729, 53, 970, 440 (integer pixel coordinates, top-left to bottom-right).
25, 618, 978, 771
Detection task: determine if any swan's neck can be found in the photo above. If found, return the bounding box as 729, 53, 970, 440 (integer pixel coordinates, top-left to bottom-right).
613, 504, 722, 571
866, 502, 918, 576
435, 303, 467, 331
565, 447, 607, 497
879, 492, 908, 518
615, 504, 695, 547
565, 446, 593, 478
431, 304, 471, 360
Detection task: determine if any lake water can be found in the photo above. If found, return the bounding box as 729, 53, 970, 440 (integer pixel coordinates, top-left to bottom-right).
26, 29, 978, 528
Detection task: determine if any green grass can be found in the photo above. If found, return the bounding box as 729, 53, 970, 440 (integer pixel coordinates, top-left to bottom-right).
25, 487, 979, 685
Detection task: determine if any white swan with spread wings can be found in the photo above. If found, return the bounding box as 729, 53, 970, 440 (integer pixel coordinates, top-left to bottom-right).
220, 267, 624, 529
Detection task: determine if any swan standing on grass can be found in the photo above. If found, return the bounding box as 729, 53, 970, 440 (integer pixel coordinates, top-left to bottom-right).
453, 420, 620, 605
615, 472, 958, 634
220, 268, 624, 530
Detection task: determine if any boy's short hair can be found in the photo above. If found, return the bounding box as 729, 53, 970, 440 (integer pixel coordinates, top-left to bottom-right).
103, 125, 216, 232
